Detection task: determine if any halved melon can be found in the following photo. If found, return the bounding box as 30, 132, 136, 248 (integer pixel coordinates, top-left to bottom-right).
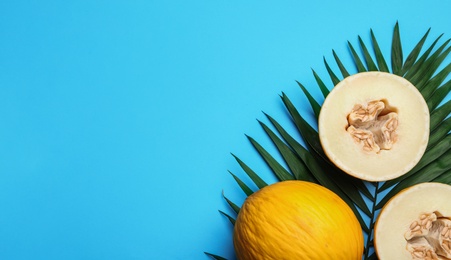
318, 72, 429, 181
374, 182, 451, 259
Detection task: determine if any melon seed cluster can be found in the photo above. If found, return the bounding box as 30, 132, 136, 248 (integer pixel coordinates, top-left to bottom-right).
346, 100, 398, 153
405, 212, 451, 259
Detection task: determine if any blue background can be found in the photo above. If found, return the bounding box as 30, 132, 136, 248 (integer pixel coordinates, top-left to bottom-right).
1, 1, 451, 259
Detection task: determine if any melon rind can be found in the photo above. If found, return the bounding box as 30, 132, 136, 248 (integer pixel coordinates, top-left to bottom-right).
318, 72, 429, 181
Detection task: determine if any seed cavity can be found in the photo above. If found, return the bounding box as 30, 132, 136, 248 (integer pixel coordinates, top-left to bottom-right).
405, 211, 451, 259
346, 99, 398, 153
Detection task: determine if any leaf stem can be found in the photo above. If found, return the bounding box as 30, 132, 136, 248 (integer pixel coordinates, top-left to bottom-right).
364, 181, 379, 260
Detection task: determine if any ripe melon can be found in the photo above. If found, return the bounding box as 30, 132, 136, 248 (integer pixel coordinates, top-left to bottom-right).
374, 182, 451, 259
318, 72, 430, 181
233, 180, 363, 259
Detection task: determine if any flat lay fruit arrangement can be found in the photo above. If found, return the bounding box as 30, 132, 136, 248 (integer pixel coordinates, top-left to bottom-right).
206, 23, 451, 260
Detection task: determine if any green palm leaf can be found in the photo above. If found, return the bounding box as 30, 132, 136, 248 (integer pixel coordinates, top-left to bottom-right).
391, 22, 403, 75
377, 147, 451, 209
427, 80, 451, 110
204, 252, 228, 260
229, 171, 254, 196
231, 153, 267, 189
296, 81, 321, 118
218, 210, 236, 225
312, 69, 331, 97
258, 118, 316, 183
380, 134, 451, 191
348, 41, 367, 72
428, 116, 451, 149
421, 63, 451, 100
210, 23, 451, 260
431, 99, 451, 132
324, 57, 341, 85
222, 191, 240, 215
332, 50, 351, 78
414, 41, 451, 91
401, 28, 430, 75
370, 29, 389, 72
404, 35, 445, 84
246, 135, 295, 181
358, 36, 378, 71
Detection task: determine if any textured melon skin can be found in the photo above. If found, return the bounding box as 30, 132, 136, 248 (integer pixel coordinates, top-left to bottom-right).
318, 72, 429, 182
374, 182, 451, 259
233, 181, 363, 260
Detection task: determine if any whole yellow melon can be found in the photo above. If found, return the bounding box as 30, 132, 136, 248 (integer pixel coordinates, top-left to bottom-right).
233, 180, 363, 259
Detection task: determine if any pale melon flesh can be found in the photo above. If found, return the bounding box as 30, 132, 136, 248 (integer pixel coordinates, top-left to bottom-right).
318, 72, 429, 181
